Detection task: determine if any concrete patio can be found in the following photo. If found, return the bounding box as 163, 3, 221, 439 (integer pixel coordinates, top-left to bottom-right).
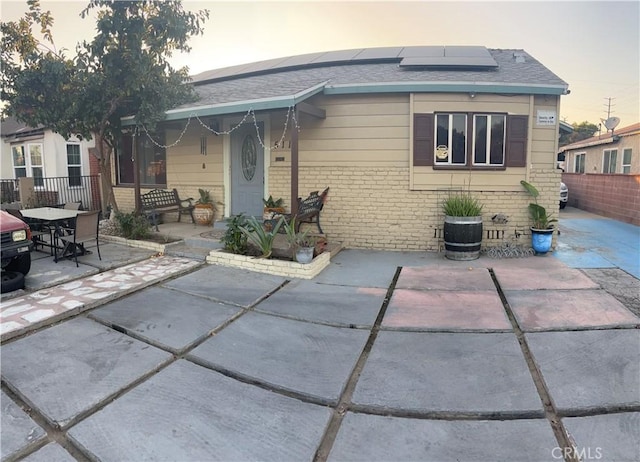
1, 208, 639, 461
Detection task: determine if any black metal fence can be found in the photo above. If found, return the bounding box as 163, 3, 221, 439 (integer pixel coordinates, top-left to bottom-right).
0, 175, 101, 211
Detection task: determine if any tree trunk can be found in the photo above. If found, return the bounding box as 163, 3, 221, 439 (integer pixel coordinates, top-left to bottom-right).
92, 133, 119, 214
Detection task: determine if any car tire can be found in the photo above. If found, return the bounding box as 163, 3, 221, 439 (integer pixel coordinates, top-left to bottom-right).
559, 202, 567, 209
1, 270, 25, 293
5, 253, 31, 275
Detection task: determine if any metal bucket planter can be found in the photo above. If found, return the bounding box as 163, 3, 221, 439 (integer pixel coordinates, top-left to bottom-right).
295, 246, 314, 264
531, 227, 554, 255
444, 215, 483, 261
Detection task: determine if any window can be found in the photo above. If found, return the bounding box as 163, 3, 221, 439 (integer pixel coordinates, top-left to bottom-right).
603, 149, 617, 173
574, 153, 585, 173
66, 144, 82, 187
11, 142, 45, 185
118, 131, 167, 186
413, 113, 527, 168
435, 113, 467, 165
622, 148, 632, 174
12, 146, 26, 178
473, 114, 505, 166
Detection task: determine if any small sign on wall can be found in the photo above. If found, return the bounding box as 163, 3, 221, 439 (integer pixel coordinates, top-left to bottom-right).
536, 110, 557, 126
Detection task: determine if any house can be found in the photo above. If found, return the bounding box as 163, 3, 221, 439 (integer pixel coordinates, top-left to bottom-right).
559, 122, 639, 225
559, 122, 639, 175
1, 117, 98, 207
114, 46, 569, 251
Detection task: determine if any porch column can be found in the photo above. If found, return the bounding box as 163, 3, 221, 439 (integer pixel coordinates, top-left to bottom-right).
290, 107, 299, 215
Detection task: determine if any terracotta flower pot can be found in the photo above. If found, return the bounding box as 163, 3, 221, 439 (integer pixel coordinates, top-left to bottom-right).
194, 204, 215, 225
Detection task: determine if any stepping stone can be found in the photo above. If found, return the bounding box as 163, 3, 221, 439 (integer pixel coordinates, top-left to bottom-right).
1, 391, 46, 460
21, 443, 76, 462
1, 317, 171, 427
188, 312, 369, 403
353, 331, 542, 414
396, 267, 496, 291
562, 413, 640, 462
68, 360, 331, 461
526, 329, 640, 412
329, 413, 557, 461
90, 286, 241, 351
255, 280, 385, 327
163, 265, 286, 307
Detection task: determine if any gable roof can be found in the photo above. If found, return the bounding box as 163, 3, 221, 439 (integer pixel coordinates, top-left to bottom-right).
149, 46, 568, 123
0, 116, 45, 140
559, 122, 640, 152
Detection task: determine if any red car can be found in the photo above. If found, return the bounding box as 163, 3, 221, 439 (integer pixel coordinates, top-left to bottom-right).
1, 210, 34, 292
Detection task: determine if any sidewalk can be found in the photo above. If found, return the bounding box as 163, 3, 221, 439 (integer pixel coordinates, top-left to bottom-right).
1, 214, 639, 461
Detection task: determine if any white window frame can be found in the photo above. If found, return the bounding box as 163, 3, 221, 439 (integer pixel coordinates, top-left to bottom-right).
66, 143, 83, 187
622, 148, 632, 174
434, 113, 467, 165
472, 114, 506, 166
574, 152, 586, 173
603, 148, 617, 173
11, 142, 45, 186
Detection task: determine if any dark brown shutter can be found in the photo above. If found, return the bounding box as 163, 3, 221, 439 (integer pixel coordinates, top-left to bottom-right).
413, 113, 434, 166
505, 115, 528, 167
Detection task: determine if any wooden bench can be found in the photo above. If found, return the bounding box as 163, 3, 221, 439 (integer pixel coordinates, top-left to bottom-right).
265, 188, 329, 234
140, 188, 195, 231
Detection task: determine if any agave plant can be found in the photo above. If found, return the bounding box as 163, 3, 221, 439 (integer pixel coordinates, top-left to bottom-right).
239, 216, 284, 258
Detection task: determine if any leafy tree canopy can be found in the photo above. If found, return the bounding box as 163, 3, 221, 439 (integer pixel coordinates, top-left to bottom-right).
1, 0, 208, 210
559, 120, 599, 147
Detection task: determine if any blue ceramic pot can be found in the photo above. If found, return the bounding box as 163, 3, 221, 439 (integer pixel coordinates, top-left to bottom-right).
531, 227, 554, 255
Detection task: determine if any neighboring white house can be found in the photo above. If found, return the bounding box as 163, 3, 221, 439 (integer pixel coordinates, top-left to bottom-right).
1, 117, 96, 206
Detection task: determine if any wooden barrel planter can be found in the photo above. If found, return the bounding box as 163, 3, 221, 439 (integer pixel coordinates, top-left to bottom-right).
444, 216, 483, 261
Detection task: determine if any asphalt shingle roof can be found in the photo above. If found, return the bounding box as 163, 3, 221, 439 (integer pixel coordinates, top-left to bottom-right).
177, 47, 568, 112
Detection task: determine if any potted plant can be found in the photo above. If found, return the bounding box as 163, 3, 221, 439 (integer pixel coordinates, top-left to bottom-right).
239, 216, 284, 258
520, 180, 557, 255
442, 190, 484, 261
263, 195, 285, 221
194, 188, 215, 225
520, 180, 558, 255
283, 216, 316, 264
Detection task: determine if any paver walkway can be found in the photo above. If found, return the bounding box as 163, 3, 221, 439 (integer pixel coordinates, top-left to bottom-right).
0, 256, 201, 342
1, 253, 638, 461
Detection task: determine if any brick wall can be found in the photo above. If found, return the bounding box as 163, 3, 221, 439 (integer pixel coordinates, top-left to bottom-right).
562, 173, 640, 225
269, 165, 559, 251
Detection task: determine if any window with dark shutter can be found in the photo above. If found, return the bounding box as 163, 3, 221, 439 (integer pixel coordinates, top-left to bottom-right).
413, 113, 434, 166
505, 115, 528, 167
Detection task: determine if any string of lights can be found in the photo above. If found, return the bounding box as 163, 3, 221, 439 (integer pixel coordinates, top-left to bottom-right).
139, 106, 299, 152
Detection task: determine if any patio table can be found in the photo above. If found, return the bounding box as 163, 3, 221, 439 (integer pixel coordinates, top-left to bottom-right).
21, 207, 88, 261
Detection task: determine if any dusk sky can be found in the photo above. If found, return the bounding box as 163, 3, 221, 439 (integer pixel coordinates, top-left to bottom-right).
2, 0, 639, 128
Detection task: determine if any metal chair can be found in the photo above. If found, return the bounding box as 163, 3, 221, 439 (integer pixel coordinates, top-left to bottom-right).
63, 202, 82, 210
55, 210, 101, 266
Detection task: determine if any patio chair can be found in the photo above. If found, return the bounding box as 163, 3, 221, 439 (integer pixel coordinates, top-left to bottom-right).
5, 208, 52, 252
63, 202, 82, 210
55, 210, 101, 266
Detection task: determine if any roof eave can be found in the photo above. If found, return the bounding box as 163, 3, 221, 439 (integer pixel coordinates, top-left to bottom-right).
122, 80, 329, 126
324, 81, 569, 96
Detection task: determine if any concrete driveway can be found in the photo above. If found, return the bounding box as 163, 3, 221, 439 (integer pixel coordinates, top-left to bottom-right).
1, 212, 638, 461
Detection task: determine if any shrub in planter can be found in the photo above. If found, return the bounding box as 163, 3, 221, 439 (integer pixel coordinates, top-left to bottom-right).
221, 214, 249, 255
113, 211, 151, 240
282, 216, 317, 263
239, 216, 284, 258
442, 191, 484, 261
263, 195, 285, 221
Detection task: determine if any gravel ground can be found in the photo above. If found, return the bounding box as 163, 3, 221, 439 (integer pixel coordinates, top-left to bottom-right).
583, 268, 640, 317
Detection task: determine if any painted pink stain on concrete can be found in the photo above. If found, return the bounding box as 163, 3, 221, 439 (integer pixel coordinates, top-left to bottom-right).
493, 267, 599, 291
396, 267, 496, 291
507, 289, 640, 330
384, 289, 512, 330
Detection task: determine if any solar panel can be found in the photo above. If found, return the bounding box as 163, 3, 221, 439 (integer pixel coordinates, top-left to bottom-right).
399, 46, 498, 68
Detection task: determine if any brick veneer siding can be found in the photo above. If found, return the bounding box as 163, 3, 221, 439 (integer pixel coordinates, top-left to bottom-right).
562, 173, 640, 225
268, 166, 560, 251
